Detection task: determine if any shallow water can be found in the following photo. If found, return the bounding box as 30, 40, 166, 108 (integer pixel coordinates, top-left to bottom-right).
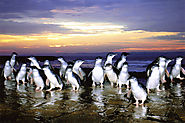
0, 79, 185, 123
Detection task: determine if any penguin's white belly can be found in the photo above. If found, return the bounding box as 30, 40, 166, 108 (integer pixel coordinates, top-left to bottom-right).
92, 67, 104, 82
106, 71, 117, 83
10, 60, 15, 67
118, 73, 129, 84
147, 76, 160, 89
34, 76, 44, 87
159, 67, 165, 76
132, 86, 147, 100
68, 76, 78, 86
172, 67, 180, 78
48, 75, 59, 86
4, 67, 12, 77
16, 71, 26, 80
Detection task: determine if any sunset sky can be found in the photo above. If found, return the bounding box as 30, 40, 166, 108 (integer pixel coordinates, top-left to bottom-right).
0, 0, 185, 55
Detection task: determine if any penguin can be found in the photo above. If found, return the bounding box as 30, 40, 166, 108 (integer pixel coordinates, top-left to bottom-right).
10, 52, 18, 70
28, 56, 41, 69
104, 63, 118, 87
117, 62, 130, 89
44, 59, 55, 72
91, 57, 104, 87
146, 64, 160, 93
104, 52, 117, 67
129, 76, 147, 107
58, 57, 68, 79
27, 62, 34, 84
3, 60, 13, 80
114, 52, 129, 70
158, 56, 167, 83
16, 63, 27, 84
65, 65, 81, 91
72, 60, 86, 81
146, 56, 167, 83
146, 57, 160, 77
32, 67, 45, 91
170, 56, 185, 81
43, 65, 63, 91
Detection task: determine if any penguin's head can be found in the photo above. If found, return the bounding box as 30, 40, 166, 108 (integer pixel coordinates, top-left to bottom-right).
44, 60, 50, 66
5, 60, 10, 66
21, 64, 27, 67
128, 76, 137, 84
28, 56, 36, 61
106, 53, 117, 59
95, 57, 103, 64
58, 57, 65, 63
74, 60, 84, 67
176, 56, 183, 61
11, 52, 18, 57
158, 56, 166, 62
120, 62, 128, 71
121, 52, 129, 58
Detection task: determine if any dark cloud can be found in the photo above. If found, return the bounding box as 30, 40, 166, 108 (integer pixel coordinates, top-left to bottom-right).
146, 32, 185, 40
0, 20, 71, 35
0, 0, 184, 32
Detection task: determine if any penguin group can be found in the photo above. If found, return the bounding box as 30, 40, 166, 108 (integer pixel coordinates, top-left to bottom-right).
1, 52, 185, 107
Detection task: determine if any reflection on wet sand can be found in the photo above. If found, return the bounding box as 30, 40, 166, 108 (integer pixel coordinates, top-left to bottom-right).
0, 79, 185, 122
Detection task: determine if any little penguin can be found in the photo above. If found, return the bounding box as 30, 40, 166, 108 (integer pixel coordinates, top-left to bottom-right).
43, 65, 63, 91
146, 56, 167, 83
129, 76, 147, 107
170, 56, 185, 81
104, 53, 117, 67
158, 56, 167, 83
28, 56, 41, 69
146, 64, 160, 93
10, 52, 18, 70
72, 60, 86, 81
3, 60, 13, 80
114, 52, 129, 70
32, 67, 45, 91
91, 57, 104, 87
27, 62, 34, 84
104, 63, 118, 87
58, 57, 68, 79
16, 64, 27, 84
65, 65, 81, 91
117, 62, 130, 89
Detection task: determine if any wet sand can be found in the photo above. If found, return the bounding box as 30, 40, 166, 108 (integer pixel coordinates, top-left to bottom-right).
0, 68, 185, 123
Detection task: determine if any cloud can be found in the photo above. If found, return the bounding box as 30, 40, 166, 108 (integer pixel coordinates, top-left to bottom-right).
0, 0, 184, 32
146, 32, 185, 40
0, 20, 71, 35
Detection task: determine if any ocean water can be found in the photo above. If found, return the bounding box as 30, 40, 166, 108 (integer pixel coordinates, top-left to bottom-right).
0, 52, 184, 72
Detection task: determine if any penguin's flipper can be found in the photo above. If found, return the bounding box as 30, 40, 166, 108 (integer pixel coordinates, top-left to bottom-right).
73, 72, 81, 86
112, 65, 120, 75
114, 59, 120, 68
88, 70, 92, 77
181, 67, 185, 75
138, 82, 147, 93
56, 74, 63, 85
